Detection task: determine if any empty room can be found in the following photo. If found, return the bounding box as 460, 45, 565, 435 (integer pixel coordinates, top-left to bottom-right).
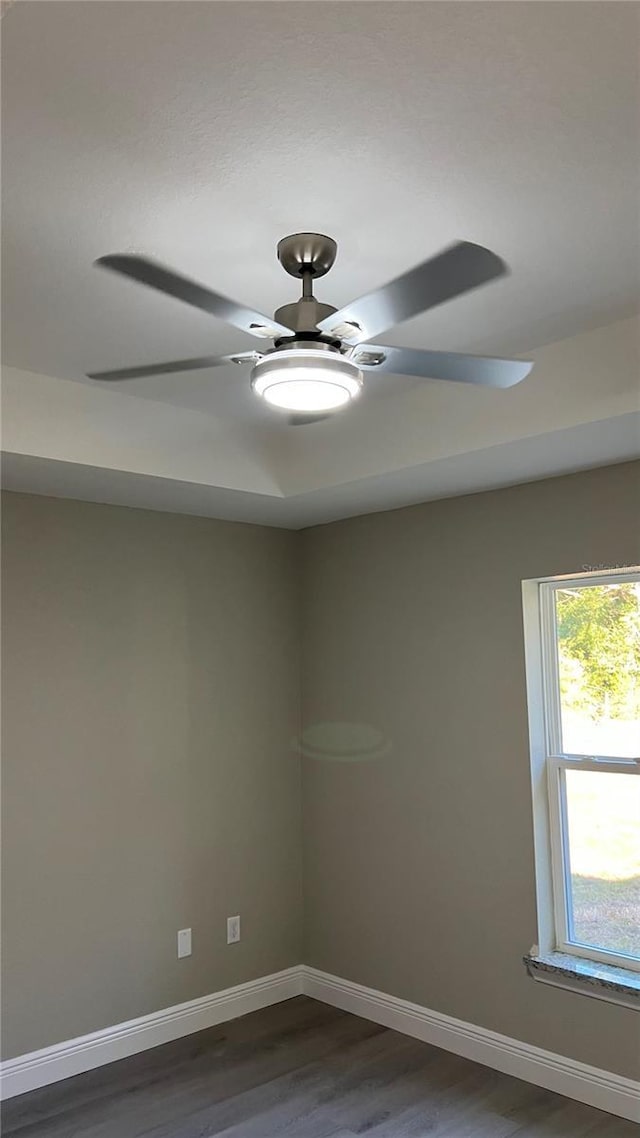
1, 2, 639, 1135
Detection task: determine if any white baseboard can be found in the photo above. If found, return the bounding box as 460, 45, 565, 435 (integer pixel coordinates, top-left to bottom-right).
0, 966, 304, 1100
3, 964, 638, 1124
302, 967, 640, 1124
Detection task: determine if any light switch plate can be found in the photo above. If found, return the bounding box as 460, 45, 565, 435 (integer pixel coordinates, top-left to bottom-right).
177, 928, 192, 958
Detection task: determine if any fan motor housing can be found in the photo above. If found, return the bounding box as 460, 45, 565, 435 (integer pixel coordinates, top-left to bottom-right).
274, 297, 338, 339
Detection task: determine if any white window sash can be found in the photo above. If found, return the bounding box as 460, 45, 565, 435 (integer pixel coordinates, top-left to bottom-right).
539, 583, 562, 756
546, 755, 640, 972
532, 573, 637, 974
540, 575, 640, 761
523, 569, 637, 969
537, 569, 640, 588
537, 572, 640, 973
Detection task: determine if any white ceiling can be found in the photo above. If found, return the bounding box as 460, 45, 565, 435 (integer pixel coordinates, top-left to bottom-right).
2, 1, 639, 527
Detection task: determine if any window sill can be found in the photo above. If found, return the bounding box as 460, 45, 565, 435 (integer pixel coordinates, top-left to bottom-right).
524, 951, 640, 1009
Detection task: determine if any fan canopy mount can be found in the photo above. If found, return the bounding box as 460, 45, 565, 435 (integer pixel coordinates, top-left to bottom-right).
276, 232, 338, 280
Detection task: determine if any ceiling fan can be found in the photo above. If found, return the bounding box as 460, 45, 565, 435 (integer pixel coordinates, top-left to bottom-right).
87, 233, 533, 423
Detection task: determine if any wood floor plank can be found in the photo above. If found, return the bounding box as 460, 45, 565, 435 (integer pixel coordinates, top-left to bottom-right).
507, 1097, 637, 1138
1, 997, 633, 1137
138, 1027, 402, 1138
3, 1005, 382, 1138
2, 998, 347, 1131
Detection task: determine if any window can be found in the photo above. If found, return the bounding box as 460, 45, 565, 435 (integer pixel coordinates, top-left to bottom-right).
523, 570, 640, 975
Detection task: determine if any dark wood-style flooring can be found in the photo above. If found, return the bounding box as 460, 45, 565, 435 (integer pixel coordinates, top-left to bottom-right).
2, 997, 635, 1137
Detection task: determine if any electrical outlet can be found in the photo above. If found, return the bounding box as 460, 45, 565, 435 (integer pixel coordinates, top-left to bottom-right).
177, 928, 192, 958
227, 915, 240, 944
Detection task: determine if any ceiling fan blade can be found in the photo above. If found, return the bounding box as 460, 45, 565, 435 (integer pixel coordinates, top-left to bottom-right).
352, 344, 532, 388
87, 352, 260, 381
287, 413, 333, 426
317, 241, 507, 345
95, 255, 294, 339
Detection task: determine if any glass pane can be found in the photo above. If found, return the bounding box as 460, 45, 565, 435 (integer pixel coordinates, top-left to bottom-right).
565, 769, 640, 960
555, 581, 640, 757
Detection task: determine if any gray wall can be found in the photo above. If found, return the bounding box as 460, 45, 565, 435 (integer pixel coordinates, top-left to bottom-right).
301, 461, 640, 1080
3, 465, 639, 1075
1, 492, 302, 1058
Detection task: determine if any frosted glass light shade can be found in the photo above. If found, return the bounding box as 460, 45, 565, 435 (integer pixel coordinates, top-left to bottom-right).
251, 349, 362, 413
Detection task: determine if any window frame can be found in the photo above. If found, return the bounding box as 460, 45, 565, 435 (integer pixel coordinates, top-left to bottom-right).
524, 568, 640, 975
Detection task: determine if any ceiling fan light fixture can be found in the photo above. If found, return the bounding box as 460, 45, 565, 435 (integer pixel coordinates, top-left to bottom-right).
89, 236, 532, 398
250, 348, 362, 413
